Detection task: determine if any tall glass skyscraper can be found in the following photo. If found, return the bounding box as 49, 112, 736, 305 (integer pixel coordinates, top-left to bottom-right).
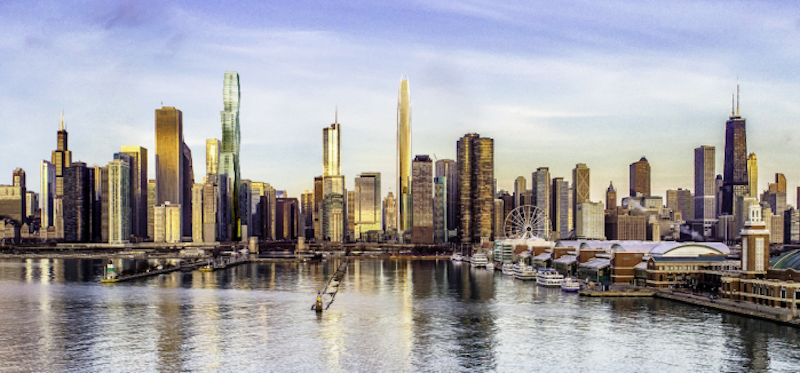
397, 76, 412, 237
220, 71, 241, 240
722, 85, 747, 216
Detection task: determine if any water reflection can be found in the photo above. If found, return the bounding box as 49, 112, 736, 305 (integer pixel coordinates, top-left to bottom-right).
0, 258, 799, 372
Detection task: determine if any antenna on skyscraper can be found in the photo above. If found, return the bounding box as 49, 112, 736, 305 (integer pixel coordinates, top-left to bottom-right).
731, 92, 735, 117
335, 105, 338, 125
736, 77, 740, 117
60, 110, 65, 131
433, 153, 438, 161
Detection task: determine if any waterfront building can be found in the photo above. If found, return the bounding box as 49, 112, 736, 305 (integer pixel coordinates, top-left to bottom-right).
108, 154, 131, 244
206, 138, 220, 176
514, 176, 526, 209
155, 106, 193, 238
301, 190, 314, 238
276, 197, 298, 240
397, 77, 412, 237
120, 146, 147, 239
154, 202, 181, 244
456, 133, 494, 243
412, 155, 433, 244
355, 173, 381, 240
219, 72, 242, 240
575, 201, 605, 240
532, 167, 550, 225
551, 178, 570, 239
606, 182, 616, 210
572, 163, 590, 229
383, 192, 397, 233
435, 159, 457, 232
629, 157, 651, 197
40, 161, 55, 229
192, 183, 203, 242
434, 177, 447, 243
722, 88, 748, 216
63, 162, 93, 243
147, 179, 156, 240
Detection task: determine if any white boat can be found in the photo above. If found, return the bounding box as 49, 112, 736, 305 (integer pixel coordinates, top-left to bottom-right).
537, 268, 564, 287
560, 277, 581, 292
470, 253, 489, 268
512, 263, 537, 280
485, 262, 495, 271
501, 262, 515, 275
451, 253, 462, 262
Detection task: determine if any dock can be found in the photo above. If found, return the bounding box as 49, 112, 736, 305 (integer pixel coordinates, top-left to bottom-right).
100, 266, 181, 283
655, 290, 799, 326
579, 289, 655, 297
312, 257, 349, 311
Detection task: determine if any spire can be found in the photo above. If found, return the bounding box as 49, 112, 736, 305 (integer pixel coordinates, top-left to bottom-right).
736, 77, 740, 117
59, 110, 65, 131
731, 92, 735, 117
335, 106, 338, 125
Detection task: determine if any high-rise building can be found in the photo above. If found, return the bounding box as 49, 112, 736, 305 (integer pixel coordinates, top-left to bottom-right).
313, 176, 323, 241
202, 178, 218, 243
629, 157, 651, 197
694, 145, 716, 222
355, 173, 381, 240
532, 167, 551, 232
108, 154, 131, 244
763, 173, 787, 217
40, 160, 55, 228
412, 155, 433, 244
301, 190, 314, 238
63, 162, 93, 243
493, 198, 505, 240
383, 192, 397, 233
434, 176, 447, 243
321, 112, 345, 243
747, 153, 758, 198
457, 133, 494, 243
154, 202, 181, 243
347, 190, 356, 241
120, 146, 147, 239
240, 179, 252, 240
51, 112, 72, 239
666, 189, 692, 222
155, 106, 193, 238
576, 201, 605, 240
323, 116, 341, 178
219, 72, 242, 240
397, 77, 412, 236
25, 192, 38, 219
551, 177, 569, 239
147, 179, 156, 240
606, 182, 617, 210
206, 139, 221, 176
0, 168, 26, 224
572, 163, 590, 228
722, 86, 748, 216
96, 167, 109, 243
605, 214, 646, 241
276, 197, 299, 240
192, 183, 204, 242
514, 176, 526, 208
435, 159, 457, 232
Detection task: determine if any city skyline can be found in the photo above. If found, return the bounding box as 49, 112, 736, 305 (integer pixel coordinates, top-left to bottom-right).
3, 1, 800, 205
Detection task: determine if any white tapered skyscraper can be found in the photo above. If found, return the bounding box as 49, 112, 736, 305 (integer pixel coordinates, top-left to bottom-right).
397, 76, 412, 236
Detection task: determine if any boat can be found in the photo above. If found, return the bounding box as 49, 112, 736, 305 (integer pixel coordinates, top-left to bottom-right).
512, 263, 537, 280
537, 268, 564, 287
470, 253, 489, 268
451, 253, 463, 262
501, 262, 515, 276
485, 262, 495, 271
560, 278, 581, 292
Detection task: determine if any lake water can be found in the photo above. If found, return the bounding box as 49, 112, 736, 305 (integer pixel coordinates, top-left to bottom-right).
0, 258, 799, 372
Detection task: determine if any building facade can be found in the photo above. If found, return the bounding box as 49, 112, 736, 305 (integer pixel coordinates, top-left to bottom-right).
457, 133, 494, 243
412, 155, 433, 244
629, 157, 651, 197
397, 77, 412, 236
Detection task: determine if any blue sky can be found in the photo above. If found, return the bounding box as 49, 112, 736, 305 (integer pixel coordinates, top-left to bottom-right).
2, 0, 800, 206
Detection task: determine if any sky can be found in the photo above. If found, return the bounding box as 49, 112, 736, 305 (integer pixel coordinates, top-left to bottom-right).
2, 0, 800, 207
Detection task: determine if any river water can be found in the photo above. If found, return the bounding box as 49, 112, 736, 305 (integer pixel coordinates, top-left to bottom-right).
0, 258, 798, 372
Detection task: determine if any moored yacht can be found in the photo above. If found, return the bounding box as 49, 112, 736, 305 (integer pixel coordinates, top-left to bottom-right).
560, 277, 581, 292
485, 262, 495, 271
501, 262, 515, 275
451, 253, 463, 262
512, 263, 537, 280
537, 268, 564, 287
470, 253, 489, 268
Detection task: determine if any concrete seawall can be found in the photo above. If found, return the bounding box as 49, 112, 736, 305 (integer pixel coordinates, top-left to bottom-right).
655, 291, 799, 327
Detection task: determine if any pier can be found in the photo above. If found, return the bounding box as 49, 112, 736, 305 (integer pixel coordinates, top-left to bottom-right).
100, 265, 182, 283
312, 257, 349, 312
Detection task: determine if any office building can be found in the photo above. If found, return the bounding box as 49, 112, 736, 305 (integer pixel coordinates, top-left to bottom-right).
301, 190, 314, 238
629, 157, 651, 197
120, 146, 147, 239
63, 162, 93, 243
747, 153, 758, 198
457, 133, 494, 243
383, 192, 397, 233
276, 197, 298, 240
108, 154, 131, 244
722, 86, 748, 216
605, 214, 646, 240
667, 189, 692, 222
763, 173, 787, 217
434, 176, 447, 243
532, 167, 550, 233
147, 179, 156, 240
154, 202, 181, 244
155, 106, 193, 238
514, 176, 526, 209
551, 177, 570, 239
576, 201, 605, 240
412, 155, 433, 244
321, 112, 345, 243
435, 159, 457, 232
355, 173, 381, 240
572, 163, 590, 228
206, 138, 221, 176
313, 176, 323, 240
240, 179, 252, 240
40, 160, 55, 228
606, 182, 617, 210
95, 167, 109, 243
192, 183, 204, 242
219, 72, 242, 240
202, 179, 218, 243
694, 146, 717, 225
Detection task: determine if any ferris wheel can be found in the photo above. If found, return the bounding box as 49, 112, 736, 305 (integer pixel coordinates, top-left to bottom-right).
504, 205, 551, 240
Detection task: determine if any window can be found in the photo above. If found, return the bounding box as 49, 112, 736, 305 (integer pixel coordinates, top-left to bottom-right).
781, 289, 786, 299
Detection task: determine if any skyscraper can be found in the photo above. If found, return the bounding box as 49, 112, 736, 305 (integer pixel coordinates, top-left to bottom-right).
457, 133, 494, 243
206, 138, 221, 176
694, 145, 716, 221
514, 176, 526, 208
532, 167, 551, 226
220, 72, 241, 240
397, 76, 412, 236
412, 155, 433, 244
301, 190, 315, 238
551, 177, 569, 239
355, 173, 381, 240
666, 189, 692, 222
120, 146, 147, 239
147, 179, 156, 239
155, 106, 189, 238
322, 112, 345, 243
51, 112, 72, 239
722, 85, 748, 216
606, 182, 616, 210
572, 163, 589, 229
629, 157, 651, 197
434, 176, 447, 243
40, 160, 55, 229
747, 153, 757, 198
63, 162, 93, 243
108, 154, 131, 244
435, 159, 457, 232
383, 192, 397, 233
